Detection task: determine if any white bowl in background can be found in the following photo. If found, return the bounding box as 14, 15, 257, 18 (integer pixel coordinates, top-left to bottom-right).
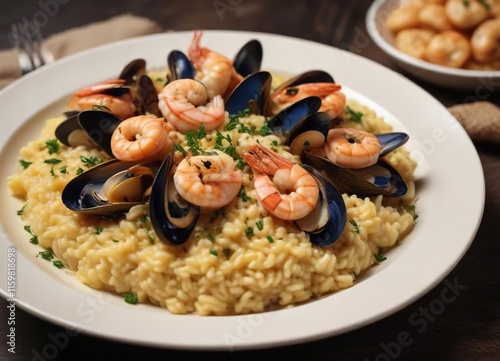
366, 0, 500, 92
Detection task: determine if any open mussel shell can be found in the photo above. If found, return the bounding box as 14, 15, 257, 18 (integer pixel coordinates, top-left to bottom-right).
295, 165, 346, 247
301, 151, 408, 197
233, 39, 263, 77
377, 132, 409, 158
272, 70, 335, 96
55, 112, 90, 148
267, 96, 322, 135
77, 110, 121, 157
167, 50, 195, 81
136, 74, 162, 117
225, 71, 272, 116
62, 159, 159, 215
149, 153, 200, 246
285, 111, 330, 155
118, 58, 147, 86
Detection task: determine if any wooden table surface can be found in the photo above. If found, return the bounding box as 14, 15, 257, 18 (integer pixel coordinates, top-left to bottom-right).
1, 1, 499, 360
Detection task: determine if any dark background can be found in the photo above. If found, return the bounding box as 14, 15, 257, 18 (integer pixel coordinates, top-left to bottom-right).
1, 0, 500, 360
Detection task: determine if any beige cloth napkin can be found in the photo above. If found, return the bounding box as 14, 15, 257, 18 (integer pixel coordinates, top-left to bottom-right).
448, 102, 500, 144
0, 14, 162, 89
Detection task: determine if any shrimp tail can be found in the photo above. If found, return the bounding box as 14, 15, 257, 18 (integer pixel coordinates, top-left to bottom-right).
244, 144, 293, 175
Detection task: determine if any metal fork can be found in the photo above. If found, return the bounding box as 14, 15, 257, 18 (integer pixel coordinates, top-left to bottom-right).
11, 20, 52, 75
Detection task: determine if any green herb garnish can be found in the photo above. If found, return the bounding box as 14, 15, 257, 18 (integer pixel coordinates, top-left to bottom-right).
375, 248, 387, 263
19, 159, 32, 169
37, 249, 54, 261
259, 121, 271, 136
350, 219, 360, 234
237, 187, 250, 202
406, 204, 419, 221
246, 226, 254, 237
266, 235, 274, 243
60, 166, 67, 174
45, 139, 60, 154
123, 292, 138, 305
94, 226, 104, 235
210, 249, 218, 257
80, 155, 102, 168
76, 167, 84, 175
345, 105, 364, 123
17, 205, 25, 216
256, 220, 264, 231
24, 225, 38, 244
44, 158, 61, 165
53, 260, 64, 269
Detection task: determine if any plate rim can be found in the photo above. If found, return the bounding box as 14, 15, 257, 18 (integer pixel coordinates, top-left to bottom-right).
0, 29, 485, 350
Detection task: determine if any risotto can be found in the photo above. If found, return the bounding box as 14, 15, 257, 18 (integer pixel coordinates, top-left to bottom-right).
7, 88, 417, 315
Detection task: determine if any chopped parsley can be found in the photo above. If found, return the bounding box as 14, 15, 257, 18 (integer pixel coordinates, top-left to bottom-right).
37, 249, 54, 261
17, 205, 25, 216
375, 248, 387, 263
350, 219, 360, 234
345, 105, 364, 123
256, 220, 264, 231
60, 166, 67, 174
44, 158, 61, 165
406, 204, 419, 221
140, 215, 149, 223
24, 225, 38, 244
76, 167, 84, 175
237, 187, 250, 202
246, 226, 254, 237
214, 132, 246, 170
207, 234, 215, 242
19, 159, 32, 169
185, 125, 207, 155
225, 109, 252, 134
266, 235, 274, 243
53, 260, 64, 269
123, 292, 138, 305
94, 226, 104, 235
259, 121, 271, 136
80, 155, 102, 168
174, 143, 187, 155
112, 239, 120, 243
45, 139, 60, 154
210, 249, 218, 257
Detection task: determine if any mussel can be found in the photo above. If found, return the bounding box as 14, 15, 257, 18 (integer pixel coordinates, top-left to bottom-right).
233, 39, 263, 77
225, 71, 272, 116
149, 153, 200, 246
77, 110, 122, 157
272, 70, 335, 97
62, 159, 159, 215
301, 150, 408, 197
167, 50, 195, 82
118, 58, 147, 86
295, 165, 346, 247
136, 74, 162, 117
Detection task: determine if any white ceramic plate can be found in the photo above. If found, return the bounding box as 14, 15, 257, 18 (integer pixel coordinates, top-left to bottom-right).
367, 0, 500, 91
0, 30, 484, 350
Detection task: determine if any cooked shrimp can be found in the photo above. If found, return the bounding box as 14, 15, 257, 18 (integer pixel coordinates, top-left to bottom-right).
419, 3, 453, 32
67, 79, 136, 120
424, 30, 471, 68
188, 30, 241, 99
244, 144, 319, 220
445, 0, 490, 30
395, 28, 435, 59
324, 128, 382, 169
386, 5, 421, 33
471, 18, 500, 63
173, 152, 242, 208
111, 115, 173, 162
158, 78, 225, 134
271, 82, 346, 120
